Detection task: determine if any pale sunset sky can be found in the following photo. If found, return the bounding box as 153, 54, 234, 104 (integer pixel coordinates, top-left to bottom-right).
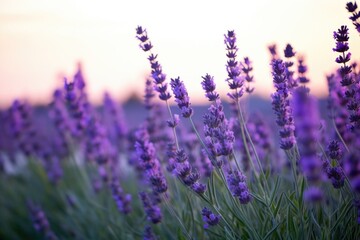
0, 0, 359, 106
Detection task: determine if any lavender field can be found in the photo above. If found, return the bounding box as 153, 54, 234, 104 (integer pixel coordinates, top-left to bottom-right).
0, 2, 360, 240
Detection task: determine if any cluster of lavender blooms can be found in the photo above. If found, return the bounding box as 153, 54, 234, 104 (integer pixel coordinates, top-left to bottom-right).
110, 178, 132, 214
224, 30, 245, 101
322, 140, 345, 189
346, 1, 360, 33
292, 87, 323, 201
333, 25, 360, 132
201, 74, 235, 165
226, 169, 251, 204
139, 191, 162, 224
134, 126, 168, 194
1, 4, 360, 238
283, 44, 298, 89
136, 26, 171, 102
27, 201, 58, 240
270, 59, 296, 150
201, 207, 220, 229
331, 25, 360, 197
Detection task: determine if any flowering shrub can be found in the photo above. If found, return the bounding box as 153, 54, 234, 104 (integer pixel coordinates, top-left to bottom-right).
0, 2, 360, 239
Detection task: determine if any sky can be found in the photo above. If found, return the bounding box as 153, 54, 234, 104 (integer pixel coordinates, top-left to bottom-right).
0, 0, 359, 106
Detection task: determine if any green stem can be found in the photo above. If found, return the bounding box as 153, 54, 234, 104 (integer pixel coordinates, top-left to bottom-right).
165, 100, 180, 150
162, 195, 193, 240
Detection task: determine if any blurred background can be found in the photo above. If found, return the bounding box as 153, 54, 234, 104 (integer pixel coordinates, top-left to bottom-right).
0, 0, 359, 107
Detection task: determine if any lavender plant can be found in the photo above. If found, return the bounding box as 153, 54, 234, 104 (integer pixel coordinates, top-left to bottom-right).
1, 8, 360, 240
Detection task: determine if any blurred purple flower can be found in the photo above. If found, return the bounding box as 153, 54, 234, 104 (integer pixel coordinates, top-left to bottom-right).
135, 126, 168, 194
110, 178, 132, 214
297, 56, 310, 84
303, 186, 323, 202
268, 44, 278, 60
139, 191, 162, 224
27, 201, 58, 240
292, 87, 323, 201
201, 207, 220, 228
344, 152, 360, 193
103, 92, 128, 152
346, 2, 360, 33
241, 57, 255, 93
143, 225, 156, 240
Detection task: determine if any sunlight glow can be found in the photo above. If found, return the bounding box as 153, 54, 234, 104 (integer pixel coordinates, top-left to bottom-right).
0, 0, 359, 106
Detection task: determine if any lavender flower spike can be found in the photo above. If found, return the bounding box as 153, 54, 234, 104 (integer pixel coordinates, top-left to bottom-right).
139, 192, 162, 224
292, 87, 323, 202
224, 30, 245, 101
201, 207, 220, 228
270, 59, 296, 150
135, 126, 168, 194
201, 74, 219, 101
346, 2, 360, 33
170, 77, 193, 118
226, 169, 251, 204
136, 26, 171, 101
27, 201, 58, 240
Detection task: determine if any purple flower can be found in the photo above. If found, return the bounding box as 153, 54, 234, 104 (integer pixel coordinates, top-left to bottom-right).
283, 44, 297, 89
344, 152, 360, 193
201, 74, 219, 101
303, 186, 323, 202
333, 26, 360, 132
143, 225, 156, 240
136, 26, 171, 101
327, 166, 345, 189
284, 44, 296, 58
347, 2, 358, 12
38, 147, 63, 185
63, 76, 90, 137
27, 201, 58, 240
6, 100, 38, 156
200, 149, 213, 178
85, 117, 115, 166
326, 74, 354, 144
226, 169, 251, 204
203, 100, 234, 158
110, 179, 132, 214
135, 126, 168, 194
136, 26, 153, 52
270, 59, 296, 150
224, 30, 245, 100
191, 182, 207, 194
292, 87, 323, 201
297, 56, 310, 84
172, 149, 206, 194
170, 77, 193, 118
144, 76, 156, 110
345, 2, 360, 33
201, 207, 220, 228
327, 140, 343, 161
139, 192, 162, 224
268, 44, 278, 60
241, 57, 255, 93
241, 113, 272, 172
103, 92, 128, 152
